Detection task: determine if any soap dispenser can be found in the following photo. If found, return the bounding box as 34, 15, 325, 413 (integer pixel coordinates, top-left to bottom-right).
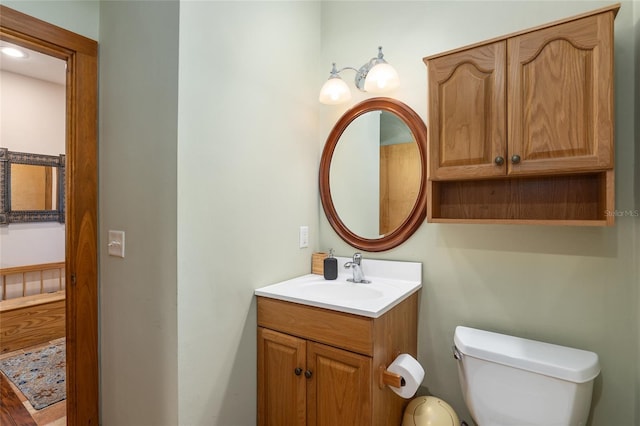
323, 249, 338, 280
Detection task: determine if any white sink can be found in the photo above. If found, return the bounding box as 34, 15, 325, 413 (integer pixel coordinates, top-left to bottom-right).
299, 280, 384, 301
254, 257, 421, 318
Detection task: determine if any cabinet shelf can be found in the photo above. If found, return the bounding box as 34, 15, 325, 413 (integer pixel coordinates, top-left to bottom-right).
428, 170, 614, 225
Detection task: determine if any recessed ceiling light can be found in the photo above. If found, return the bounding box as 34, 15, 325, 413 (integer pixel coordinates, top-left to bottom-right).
1, 46, 28, 58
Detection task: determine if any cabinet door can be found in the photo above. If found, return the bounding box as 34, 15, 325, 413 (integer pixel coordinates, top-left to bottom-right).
258, 328, 306, 426
306, 341, 372, 426
508, 12, 614, 175
427, 41, 507, 180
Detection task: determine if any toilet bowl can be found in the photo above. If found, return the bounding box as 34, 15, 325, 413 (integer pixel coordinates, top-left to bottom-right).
454, 326, 600, 426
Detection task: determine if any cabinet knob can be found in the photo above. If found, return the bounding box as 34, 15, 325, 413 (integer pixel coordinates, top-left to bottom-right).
304, 370, 313, 379
511, 155, 521, 164
294, 367, 303, 376
494, 156, 504, 166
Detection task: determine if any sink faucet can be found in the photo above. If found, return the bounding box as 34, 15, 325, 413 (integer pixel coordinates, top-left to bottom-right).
344, 253, 370, 284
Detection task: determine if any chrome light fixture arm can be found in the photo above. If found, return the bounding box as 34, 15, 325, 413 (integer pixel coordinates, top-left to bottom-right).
327, 63, 360, 85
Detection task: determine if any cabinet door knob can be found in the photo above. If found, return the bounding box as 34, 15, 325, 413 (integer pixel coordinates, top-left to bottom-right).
294, 367, 303, 376
494, 156, 504, 166
511, 155, 521, 164
304, 370, 313, 379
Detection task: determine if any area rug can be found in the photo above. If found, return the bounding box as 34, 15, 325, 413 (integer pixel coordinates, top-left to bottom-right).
0, 341, 66, 410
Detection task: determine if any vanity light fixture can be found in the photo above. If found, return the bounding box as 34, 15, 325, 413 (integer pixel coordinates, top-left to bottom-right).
319, 46, 399, 105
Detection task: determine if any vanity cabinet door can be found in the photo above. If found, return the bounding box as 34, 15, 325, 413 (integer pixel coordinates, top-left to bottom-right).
258, 328, 372, 426
427, 41, 507, 180
507, 12, 614, 175
258, 327, 306, 426
306, 341, 372, 426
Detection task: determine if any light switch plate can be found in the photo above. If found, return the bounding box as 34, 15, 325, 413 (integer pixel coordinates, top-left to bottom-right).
108, 230, 125, 258
299, 226, 309, 248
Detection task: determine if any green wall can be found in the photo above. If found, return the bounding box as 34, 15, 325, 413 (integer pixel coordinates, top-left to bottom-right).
98, 1, 179, 424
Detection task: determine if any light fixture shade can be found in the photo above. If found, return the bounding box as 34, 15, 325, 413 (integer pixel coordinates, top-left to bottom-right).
363, 62, 400, 93
319, 77, 352, 105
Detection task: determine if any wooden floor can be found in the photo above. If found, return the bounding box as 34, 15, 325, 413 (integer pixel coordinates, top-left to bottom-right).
1, 373, 37, 426
0, 340, 66, 426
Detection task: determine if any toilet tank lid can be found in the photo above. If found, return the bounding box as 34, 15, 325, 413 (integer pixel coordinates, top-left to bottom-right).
454, 326, 600, 383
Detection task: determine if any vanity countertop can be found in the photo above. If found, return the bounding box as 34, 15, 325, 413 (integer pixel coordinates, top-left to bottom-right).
254, 257, 421, 318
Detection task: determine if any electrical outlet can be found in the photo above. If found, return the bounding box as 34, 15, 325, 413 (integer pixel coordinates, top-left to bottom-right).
299, 226, 309, 248
108, 230, 125, 258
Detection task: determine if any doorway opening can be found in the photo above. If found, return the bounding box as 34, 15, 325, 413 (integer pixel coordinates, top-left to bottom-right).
0, 6, 99, 425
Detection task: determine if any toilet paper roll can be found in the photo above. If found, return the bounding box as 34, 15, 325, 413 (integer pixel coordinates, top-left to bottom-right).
387, 353, 425, 399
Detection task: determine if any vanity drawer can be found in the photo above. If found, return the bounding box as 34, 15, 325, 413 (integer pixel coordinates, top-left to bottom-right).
257, 297, 373, 356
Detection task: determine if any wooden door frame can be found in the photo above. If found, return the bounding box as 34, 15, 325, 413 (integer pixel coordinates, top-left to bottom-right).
0, 6, 99, 425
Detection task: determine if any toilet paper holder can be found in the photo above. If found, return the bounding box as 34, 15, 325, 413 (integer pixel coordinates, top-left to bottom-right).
379, 353, 424, 399
379, 365, 406, 389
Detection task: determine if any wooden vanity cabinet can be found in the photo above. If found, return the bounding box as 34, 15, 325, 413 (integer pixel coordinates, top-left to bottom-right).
424, 5, 618, 225
257, 293, 419, 426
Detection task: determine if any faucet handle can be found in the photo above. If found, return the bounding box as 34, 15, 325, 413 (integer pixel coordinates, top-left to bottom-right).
353, 253, 362, 264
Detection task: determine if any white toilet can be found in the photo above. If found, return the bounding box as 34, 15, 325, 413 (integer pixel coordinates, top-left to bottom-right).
453, 326, 600, 426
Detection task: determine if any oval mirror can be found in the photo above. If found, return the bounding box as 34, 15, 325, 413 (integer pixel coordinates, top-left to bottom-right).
320, 97, 427, 252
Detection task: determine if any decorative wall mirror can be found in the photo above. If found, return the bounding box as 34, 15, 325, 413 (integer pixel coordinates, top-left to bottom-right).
319, 97, 428, 252
0, 147, 65, 224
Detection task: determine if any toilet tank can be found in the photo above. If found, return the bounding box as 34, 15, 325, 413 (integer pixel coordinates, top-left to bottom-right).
454, 326, 600, 426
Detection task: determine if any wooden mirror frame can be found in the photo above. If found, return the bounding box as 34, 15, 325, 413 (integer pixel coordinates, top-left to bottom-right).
0, 148, 66, 224
319, 97, 428, 252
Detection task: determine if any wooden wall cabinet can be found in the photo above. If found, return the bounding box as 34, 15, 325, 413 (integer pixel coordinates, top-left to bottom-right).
257, 293, 418, 426
424, 4, 619, 225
